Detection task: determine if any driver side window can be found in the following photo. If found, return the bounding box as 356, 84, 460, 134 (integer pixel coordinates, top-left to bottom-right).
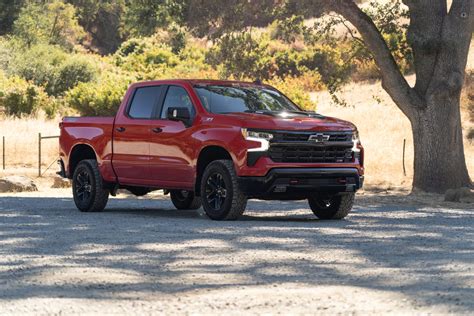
161, 86, 195, 119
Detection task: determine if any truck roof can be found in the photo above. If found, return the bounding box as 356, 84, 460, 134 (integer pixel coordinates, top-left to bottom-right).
130, 79, 269, 88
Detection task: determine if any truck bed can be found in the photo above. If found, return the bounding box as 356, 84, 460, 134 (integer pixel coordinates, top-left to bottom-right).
59, 116, 115, 179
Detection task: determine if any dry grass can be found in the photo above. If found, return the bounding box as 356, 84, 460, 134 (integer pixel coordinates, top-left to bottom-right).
0, 115, 60, 174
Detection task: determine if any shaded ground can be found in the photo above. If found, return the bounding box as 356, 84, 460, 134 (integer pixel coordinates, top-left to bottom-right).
0, 190, 473, 315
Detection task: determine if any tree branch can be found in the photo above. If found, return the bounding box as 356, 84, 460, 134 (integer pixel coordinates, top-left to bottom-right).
327, 13, 365, 46
328, 0, 424, 116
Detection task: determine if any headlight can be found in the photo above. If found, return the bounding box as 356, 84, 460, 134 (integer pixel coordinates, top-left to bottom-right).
352, 129, 360, 143
241, 128, 274, 141
352, 129, 361, 153
241, 128, 273, 152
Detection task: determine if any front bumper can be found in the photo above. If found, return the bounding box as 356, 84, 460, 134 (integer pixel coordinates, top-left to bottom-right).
237, 168, 363, 199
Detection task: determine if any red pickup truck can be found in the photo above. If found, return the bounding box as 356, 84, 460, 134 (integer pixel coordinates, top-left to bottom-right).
59, 79, 364, 220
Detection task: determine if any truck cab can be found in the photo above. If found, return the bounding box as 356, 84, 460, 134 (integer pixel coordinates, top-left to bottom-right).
59, 79, 364, 220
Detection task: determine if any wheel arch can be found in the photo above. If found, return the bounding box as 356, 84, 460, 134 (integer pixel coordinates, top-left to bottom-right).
195, 145, 233, 196
68, 144, 98, 178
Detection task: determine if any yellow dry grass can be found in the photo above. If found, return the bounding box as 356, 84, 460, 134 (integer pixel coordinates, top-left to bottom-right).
0, 115, 60, 174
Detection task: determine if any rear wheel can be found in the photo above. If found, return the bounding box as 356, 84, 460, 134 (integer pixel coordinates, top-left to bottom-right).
170, 190, 202, 210
72, 159, 109, 212
200, 160, 247, 220
308, 192, 354, 219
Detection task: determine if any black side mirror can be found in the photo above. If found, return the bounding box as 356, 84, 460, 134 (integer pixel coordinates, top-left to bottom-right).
167, 107, 192, 126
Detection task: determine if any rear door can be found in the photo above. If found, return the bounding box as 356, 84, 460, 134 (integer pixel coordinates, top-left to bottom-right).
113, 85, 165, 185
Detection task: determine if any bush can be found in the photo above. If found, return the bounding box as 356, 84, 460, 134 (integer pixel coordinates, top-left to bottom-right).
268, 76, 316, 111
0, 75, 55, 117
298, 45, 352, 92
8, 44, 98, 96
115, 38, 180, 74
66, 72, 134, 116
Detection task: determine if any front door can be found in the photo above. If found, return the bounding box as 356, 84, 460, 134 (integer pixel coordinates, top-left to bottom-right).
149, 85, 197, 189
113, 85, 164, 185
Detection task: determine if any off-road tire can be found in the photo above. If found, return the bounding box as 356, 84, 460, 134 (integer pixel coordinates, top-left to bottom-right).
308, 192, 355, 219
72, 159, 109, 212
200, 160, 247, 220
170, 190, 202, 210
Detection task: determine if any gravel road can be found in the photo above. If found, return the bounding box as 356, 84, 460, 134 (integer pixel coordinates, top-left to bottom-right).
0, 189, 473, 315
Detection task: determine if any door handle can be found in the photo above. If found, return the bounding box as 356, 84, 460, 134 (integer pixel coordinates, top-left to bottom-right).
152, 127, 163, 133
116, 127, 126, 132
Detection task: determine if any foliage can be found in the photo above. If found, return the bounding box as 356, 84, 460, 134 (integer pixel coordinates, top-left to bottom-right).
0, 0, 416, 117
66, 0, 125, 54
206, 33, 272, 80
269, 15, 308, 44
314, 0, 412, 81
0, 0, 26, 35
13, 0, 85, 50
0, 73, 56, 117
7, 44, 98, 96
268, 76, 316, 111
66, 71, 134, 116
123, 0, 185, 37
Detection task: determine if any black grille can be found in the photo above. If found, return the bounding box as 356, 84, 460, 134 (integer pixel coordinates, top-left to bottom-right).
269, 131, 353, 163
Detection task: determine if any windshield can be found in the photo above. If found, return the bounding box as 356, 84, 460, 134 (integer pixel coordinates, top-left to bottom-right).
194, 85, 301, 114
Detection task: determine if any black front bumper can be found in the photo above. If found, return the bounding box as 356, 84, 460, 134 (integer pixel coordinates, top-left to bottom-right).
238, 168, 363, 199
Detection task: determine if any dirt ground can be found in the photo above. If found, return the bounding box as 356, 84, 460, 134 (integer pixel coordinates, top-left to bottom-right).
0, 185, 473, 315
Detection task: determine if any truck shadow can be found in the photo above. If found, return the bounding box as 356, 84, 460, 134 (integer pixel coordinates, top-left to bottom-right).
0, 194, 472, 312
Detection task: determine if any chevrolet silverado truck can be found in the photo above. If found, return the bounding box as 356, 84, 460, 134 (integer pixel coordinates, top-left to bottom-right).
58, 79, 364, 220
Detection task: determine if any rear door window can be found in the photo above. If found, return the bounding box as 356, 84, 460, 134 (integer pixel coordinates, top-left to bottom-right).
128, 86, 163, 119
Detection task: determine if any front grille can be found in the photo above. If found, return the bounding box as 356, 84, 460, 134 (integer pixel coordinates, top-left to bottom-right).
269, 131, 354, 163
272, 131, 352, 142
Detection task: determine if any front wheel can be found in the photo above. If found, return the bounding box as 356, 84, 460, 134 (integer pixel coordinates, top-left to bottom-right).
308, 193, 355, 219
72, 159, 109, 212
200, 160, 247, 220
170, 190, 202, 210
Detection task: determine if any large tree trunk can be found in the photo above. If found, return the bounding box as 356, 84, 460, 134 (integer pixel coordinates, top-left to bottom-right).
331, 0, 473, 193
410, 95, 471, 192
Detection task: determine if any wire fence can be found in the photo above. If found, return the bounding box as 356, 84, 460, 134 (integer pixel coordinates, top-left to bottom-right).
1, 133, 59, 177
2, 133, 411, 179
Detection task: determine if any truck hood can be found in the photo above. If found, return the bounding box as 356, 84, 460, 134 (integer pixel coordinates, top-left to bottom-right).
222, 112, 356, 132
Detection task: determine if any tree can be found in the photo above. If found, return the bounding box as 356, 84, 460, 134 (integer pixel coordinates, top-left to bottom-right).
182, 0, 473, 193
123, 0, 185, 37
13, 0, 85, 50
66, 0, 125, 55
0, 0, 26, 35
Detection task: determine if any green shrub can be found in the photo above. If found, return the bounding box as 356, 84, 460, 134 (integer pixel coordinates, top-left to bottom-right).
0, 75, 54, 117
298, 45, 352, 92
8, 44, 98, 96
115, 37, 180, 74
66, 72, 134, 116
268, 76, 316, 111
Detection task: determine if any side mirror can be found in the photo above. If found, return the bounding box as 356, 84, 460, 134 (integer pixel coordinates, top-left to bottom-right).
167, 107, 192, 126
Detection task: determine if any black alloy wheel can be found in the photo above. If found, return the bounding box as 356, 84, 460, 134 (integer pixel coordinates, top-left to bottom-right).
205, 172, 227, 211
